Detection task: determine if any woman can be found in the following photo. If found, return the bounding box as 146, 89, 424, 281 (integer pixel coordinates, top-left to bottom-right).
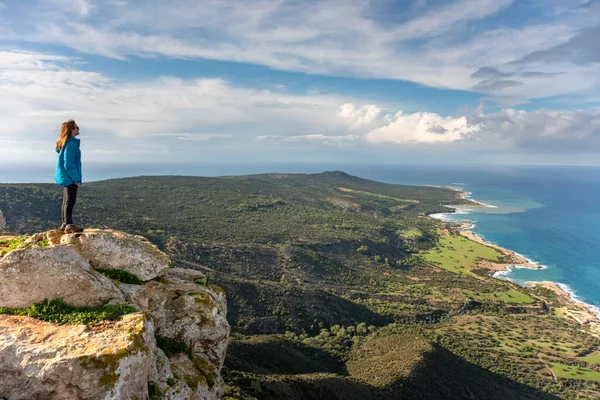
55, 120, 83, 233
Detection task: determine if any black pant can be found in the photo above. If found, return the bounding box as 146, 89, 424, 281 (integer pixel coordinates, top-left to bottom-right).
62, 184, 78, 226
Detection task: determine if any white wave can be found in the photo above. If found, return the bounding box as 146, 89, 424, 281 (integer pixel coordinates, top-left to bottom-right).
493, 267, 513, 280
511, 252, 548, 270
429, 213, 453, 222
492, 264, 546, 282
554, 282, 600, 320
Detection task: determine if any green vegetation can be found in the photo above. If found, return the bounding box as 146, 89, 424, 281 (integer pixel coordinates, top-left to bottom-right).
155, 335, 217, 389
155, 335, 193, 359
550, 362, 600, 382
148, 382, 164, 400
582, 352, 600, 365
96, 268, 143, 285
473, 289, 535, 304
1, 172, 598, 399
422, 233, 502, 274
0, 236, 27, 256
0, 298, 137, 325
398, 228, 422, 239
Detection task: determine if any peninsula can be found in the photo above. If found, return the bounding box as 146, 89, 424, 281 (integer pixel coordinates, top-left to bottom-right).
1, 172, 599, 399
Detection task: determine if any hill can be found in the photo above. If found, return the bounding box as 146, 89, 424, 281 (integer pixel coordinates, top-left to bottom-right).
1, 172, 599, 399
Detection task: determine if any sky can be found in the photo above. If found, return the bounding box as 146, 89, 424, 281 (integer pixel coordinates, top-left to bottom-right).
1, 0, 600, 167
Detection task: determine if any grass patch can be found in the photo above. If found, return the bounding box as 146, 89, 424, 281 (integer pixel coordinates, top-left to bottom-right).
96, 268, 143, 285
0, 237, 27, 256
337, 187, 419, 203
0, 298, 137, 325
399, 229, 422, 239
156, 334, 194, 359
549, 362, 600, 382
148, 382, 164, 400
473, 290, 535, 304
422, 233, 502, 275
582, 352, 600, 365
553, 307, 568, 318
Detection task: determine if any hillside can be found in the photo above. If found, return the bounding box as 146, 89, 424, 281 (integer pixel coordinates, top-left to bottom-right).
1, 171, 599, 399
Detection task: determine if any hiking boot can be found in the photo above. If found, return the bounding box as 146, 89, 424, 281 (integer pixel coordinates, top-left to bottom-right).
64, 224, 84, 234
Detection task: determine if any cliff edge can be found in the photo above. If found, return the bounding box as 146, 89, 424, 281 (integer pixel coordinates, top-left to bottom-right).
0, 229, 230, 400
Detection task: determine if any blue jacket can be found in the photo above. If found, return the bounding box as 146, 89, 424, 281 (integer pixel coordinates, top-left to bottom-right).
55, 137, 82, 186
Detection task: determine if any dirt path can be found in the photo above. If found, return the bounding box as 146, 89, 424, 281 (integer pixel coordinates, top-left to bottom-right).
170, 257, 217, 273
536, 352, 557, 382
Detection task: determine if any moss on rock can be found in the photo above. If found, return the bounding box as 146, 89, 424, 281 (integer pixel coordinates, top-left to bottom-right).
96, 268, 144, 285
0, 298, 137, 325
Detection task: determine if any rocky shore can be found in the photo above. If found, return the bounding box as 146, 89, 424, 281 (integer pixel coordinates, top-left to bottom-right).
528, 281, 600, 338
434, 190, 600, 339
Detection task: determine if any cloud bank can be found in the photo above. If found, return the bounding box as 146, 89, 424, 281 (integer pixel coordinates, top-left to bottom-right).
1, 50, 600, 165
1, 0, 599, 104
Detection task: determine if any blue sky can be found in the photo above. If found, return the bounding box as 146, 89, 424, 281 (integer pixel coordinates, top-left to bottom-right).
1, 0, 600, 166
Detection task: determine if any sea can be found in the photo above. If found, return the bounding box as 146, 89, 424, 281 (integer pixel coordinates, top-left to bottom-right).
1, 162, 599, 313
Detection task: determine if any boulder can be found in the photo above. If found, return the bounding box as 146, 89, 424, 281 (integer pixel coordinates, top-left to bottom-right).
0, 313, 154, 400
121, 268, 229, 397
0, 230, 229, 400
125, 268, 229, 368
0, 246, 123, 308
61, 229, 169, 280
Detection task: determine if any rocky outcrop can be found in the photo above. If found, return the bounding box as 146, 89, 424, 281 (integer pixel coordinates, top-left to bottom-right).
0, 229, 229, 400
0, 313, 154, 399
60, 229, 170, 281
0, 246, 124, 308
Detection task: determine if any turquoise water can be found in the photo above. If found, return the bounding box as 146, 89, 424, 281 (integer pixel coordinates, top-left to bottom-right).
361, 165, 600, 311
2, 163, 599, 310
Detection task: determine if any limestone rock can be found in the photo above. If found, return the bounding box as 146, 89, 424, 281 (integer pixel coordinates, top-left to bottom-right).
0, 229, 229, 400
121, 268, 229, 397
46, 229, 64, 245
0, 246, 123, 308
61, 229, 169, 280
0, 313, 154, 400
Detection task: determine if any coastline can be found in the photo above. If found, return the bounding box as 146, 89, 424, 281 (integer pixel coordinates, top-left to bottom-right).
527, 281, 600, 337
429, 186, 600, 332
429, 187, 543, 273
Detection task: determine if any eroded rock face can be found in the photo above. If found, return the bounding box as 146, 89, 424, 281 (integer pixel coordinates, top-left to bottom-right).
0, 229, 230, 400
61, 229, 169, 281
121, 269, 229, 398
0, 313, 154, 400
0, 246, 124, 308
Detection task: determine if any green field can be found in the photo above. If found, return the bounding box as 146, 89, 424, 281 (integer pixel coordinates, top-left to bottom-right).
583, 352, 600, 365
398, 229, 423, 239
549, 362, 600, 382
422, 233, 502, 274
474, 290, 535, 304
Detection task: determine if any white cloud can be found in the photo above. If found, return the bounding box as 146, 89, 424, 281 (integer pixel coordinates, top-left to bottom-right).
258, 133, 360, 145
339, 103, 390, 129
467, 108, 600, 152
4, 0, 598, 103
0, 50, 358, 162
2, 49, 600, 165
366, 112, 478, 144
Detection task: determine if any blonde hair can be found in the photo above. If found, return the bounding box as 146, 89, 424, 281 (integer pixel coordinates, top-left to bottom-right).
56, 120, 77, 151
